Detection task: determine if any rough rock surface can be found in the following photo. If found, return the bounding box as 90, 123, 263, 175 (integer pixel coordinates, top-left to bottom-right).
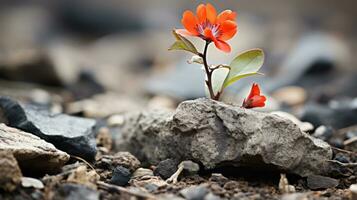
0, 151, 22, 192
0, 123, 69, 173
0, 96, 97, 161
116, 98, 332, 177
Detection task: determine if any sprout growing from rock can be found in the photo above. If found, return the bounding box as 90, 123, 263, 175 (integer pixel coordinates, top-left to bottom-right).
170, 3, 266, 108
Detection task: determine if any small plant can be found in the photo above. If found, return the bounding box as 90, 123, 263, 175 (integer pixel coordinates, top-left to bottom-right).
169, 3, 266, 108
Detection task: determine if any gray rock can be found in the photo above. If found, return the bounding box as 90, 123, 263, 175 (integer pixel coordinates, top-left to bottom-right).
180, 160, 200, 175
54, 183, 99, 200
116, 98, 332, 177
307, 175, 339, 190
0, 97, 97, 161
180, 185, 209, 200
0, 123, 69, 173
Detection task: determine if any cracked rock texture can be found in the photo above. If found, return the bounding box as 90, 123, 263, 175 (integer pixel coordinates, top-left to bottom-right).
116, 98, 332, 177
0, 123, 69, 173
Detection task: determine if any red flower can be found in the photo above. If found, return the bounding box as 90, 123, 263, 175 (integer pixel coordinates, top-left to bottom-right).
176, 3, 237, 53
242, 83, 266, 108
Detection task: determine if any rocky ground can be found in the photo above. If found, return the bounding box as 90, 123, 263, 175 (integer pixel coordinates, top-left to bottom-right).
0, 95, 356, 200
1, 1, 357, 199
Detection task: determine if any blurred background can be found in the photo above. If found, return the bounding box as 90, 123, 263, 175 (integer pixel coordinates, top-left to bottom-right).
0, 0, 357, 130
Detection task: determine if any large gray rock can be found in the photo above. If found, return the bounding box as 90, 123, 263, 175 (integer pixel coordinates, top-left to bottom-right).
0, 96, 97, 161
0, 123, 69, 173
116, 98, 332, 177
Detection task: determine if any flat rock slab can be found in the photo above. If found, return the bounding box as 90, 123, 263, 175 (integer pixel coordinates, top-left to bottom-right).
116, 98, 332, 177
0, 123, 69, 173
0, 97, 97, 161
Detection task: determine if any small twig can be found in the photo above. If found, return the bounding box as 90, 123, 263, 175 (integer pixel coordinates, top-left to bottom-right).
70, 155, 96, 172
331, 146, 357, 155
344, 137, 357, 146
97, 181, 156, 199
327, 160, 357, 167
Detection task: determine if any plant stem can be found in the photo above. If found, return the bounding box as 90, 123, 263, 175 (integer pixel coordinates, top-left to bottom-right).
201, 41, 219, 100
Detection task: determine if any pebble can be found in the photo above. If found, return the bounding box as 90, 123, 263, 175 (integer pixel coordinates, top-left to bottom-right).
21, 177, 44, 189
180, 160, 200, 175
307, 175, 339, 190
54, 183, 99, 200
132, 168, 154, 178
154, 159, 179, 179
180, 184, 209, 200
110, 166, 131, 186
350, 184, 357, 200
313, 126, 334, 141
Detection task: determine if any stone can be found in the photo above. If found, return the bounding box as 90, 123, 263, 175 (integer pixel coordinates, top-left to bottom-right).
96, 151, 141, 173
306, 175, 339, 190
0, 97, 97, 161
0, 124, 69, 173
180, 160, 200, 175
0, 151, 22, 192
313, 126, 334, 141
209, 174, 229, 186
350, 184, 357, 200
300, 102, 357, 129
110, 166, 131, 186
116, 98, 332, 177
154, 158, 179, 179
53, 183, 99, 200
21, 177, 44, 189
179, 184, 209, 200
132, 168, 154, 178
204, 193, 222, 200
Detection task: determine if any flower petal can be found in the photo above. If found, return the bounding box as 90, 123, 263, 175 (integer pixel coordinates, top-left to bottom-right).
182, 10, 199, 35
217, 10, 237, 24
219, 28, 237, 41
214, 39, 231, 53
206, 3, 217, 24
176, 29, 198, 36
251, 95, 266, 107
248, 83, 260, 99
220, 20, 237, 33
196, 4, 206, 23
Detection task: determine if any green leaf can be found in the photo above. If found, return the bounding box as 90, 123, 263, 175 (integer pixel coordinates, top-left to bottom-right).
223, 49, 264, 88
212, 67, 230, 96
168, 30, 198, 55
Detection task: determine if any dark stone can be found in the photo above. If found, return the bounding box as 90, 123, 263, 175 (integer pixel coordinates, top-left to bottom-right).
110, 166, 131, 186
67, 70, 105, 100
54, 183, 99, 200
154, 159, 179, 179
0, 96, 97, 161
334, 154, 350, 164
300, 103, 357, 129
179, 185, 209, 200
307, 175, 339, 190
